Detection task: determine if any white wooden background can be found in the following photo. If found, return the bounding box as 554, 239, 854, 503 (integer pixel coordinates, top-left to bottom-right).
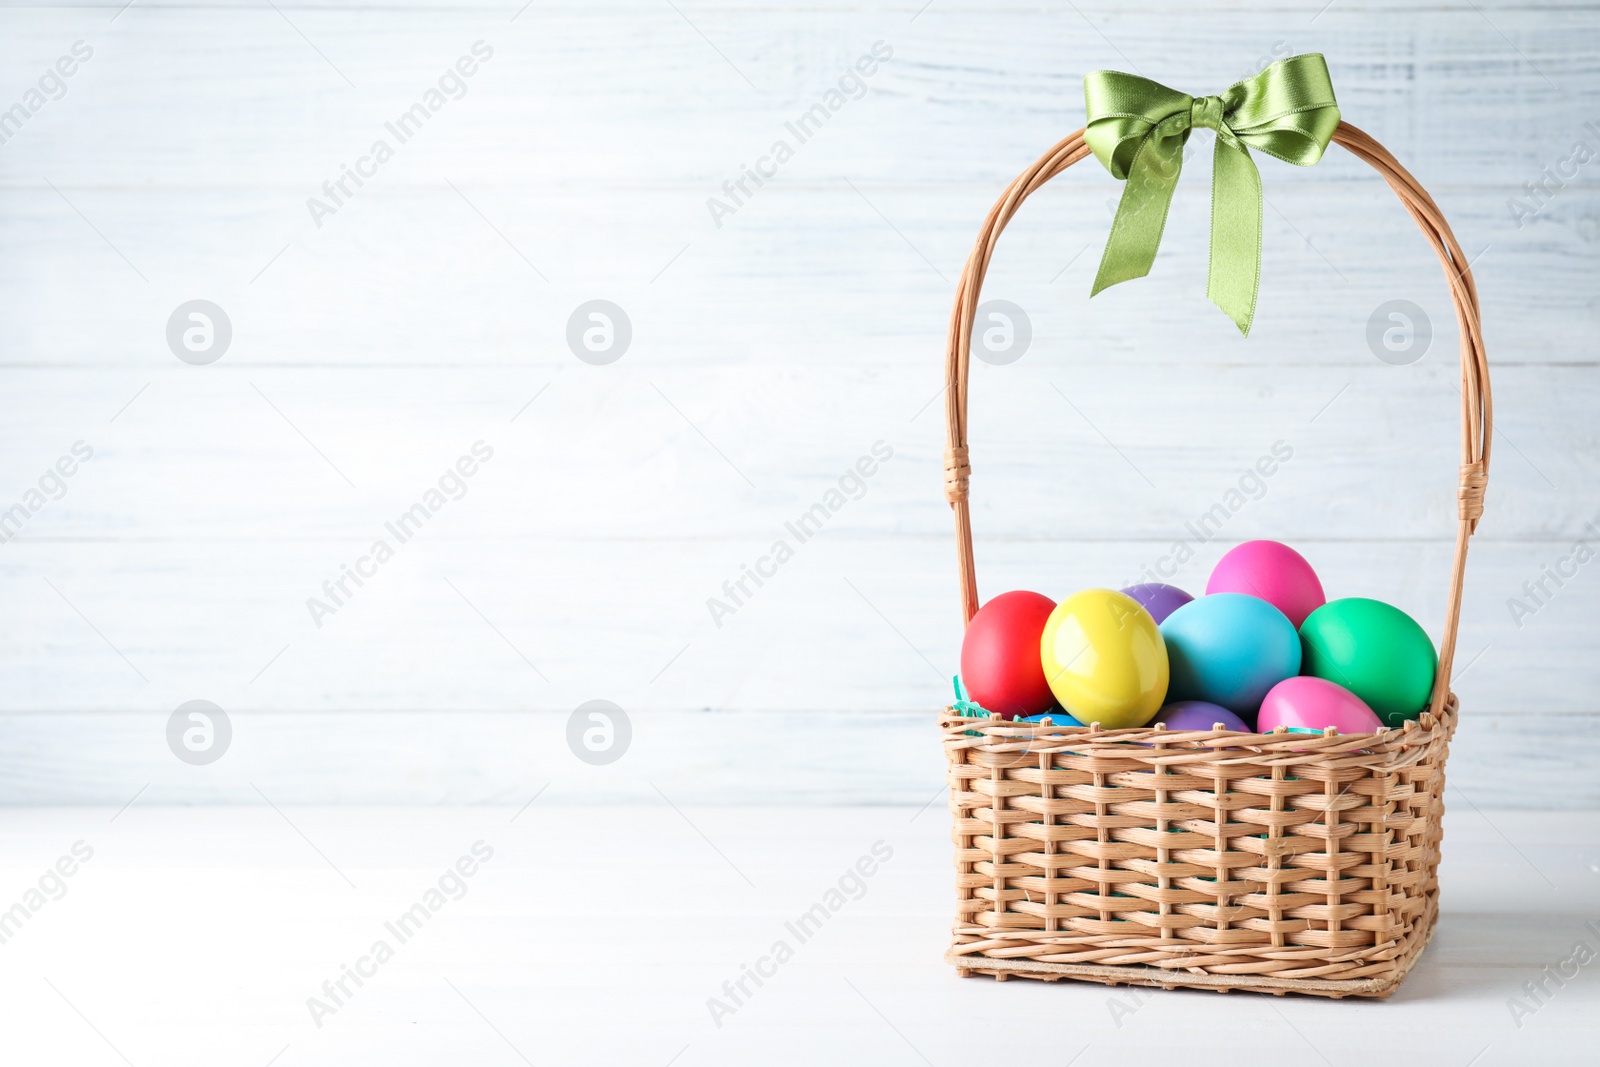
0, 0, 1597, 805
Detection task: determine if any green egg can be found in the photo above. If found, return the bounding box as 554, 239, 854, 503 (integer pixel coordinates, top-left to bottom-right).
1298, 598, 1438, 728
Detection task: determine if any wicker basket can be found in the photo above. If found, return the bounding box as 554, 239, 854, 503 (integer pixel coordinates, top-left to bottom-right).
940, 123, 1491, 999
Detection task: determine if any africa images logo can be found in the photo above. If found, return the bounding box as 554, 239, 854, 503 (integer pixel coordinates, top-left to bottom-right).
305, 42, 494, 228
306, 442, 494, 627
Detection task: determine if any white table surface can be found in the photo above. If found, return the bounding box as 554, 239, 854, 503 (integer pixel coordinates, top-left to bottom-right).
0, 803, 1595, 1066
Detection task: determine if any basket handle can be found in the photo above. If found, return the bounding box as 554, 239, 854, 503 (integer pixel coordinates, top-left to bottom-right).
943, 122, 1491, 719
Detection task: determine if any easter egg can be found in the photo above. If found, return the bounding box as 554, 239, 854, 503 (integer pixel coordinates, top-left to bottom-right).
1120, 582, 1194, 624
960, 590, 1057, 719
1039, 589, 1168, 729
1206, 540, 1325, 628
1019, 710, 1085, 726
1160, 593, 1301, 716
1298, 598, 1438, 727
1152, 700, 1252, 733
1258, 676, 1384, 735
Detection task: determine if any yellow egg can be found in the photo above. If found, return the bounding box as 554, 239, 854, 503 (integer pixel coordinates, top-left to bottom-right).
1039, 589, 1169, 728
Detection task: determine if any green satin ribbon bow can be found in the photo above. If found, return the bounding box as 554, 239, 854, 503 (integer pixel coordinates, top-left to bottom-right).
1084, 54, 1340, 335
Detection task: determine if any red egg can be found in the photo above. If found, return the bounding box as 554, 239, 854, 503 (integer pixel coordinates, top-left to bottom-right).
960, 590, 1057, 720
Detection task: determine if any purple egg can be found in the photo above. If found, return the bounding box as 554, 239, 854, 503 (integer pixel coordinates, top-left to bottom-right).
1152, 700, 1252, 733
1120, 583, 1194, 625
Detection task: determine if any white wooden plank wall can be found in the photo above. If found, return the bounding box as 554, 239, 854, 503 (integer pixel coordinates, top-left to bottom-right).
0, 0, 1596, 804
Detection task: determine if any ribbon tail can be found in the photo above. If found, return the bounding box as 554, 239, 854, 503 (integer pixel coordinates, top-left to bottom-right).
1206, 136, 1262, 335
1091, 133, 1184, 297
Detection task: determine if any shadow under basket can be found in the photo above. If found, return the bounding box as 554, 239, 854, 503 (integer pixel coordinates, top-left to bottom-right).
936, 122, 1491, 999
941, 703, 1455, 998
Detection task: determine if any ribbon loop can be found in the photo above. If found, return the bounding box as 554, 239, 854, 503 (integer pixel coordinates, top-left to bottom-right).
1084, 54, 1340, 335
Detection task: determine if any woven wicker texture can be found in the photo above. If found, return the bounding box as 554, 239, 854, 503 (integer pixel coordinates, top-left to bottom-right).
941, 124, 1490, 998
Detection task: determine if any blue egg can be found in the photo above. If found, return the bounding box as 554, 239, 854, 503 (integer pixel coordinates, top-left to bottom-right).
1159, 593, 1301, 716
1019, 711, 1085, 726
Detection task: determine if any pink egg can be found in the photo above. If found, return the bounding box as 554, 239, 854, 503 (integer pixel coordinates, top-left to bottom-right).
1258, 676, 1383, 735
1206, 540, 1325, 628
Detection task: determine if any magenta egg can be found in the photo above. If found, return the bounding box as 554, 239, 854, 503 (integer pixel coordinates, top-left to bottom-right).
1206, 540, 1325, 628
1257, 676, 1383, 735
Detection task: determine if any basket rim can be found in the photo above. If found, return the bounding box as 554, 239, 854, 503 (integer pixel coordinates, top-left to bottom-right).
942, 694, 1457, 771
